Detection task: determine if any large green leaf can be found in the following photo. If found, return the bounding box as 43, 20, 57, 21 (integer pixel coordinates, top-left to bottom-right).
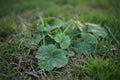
73, 33, 97, 54
36, 44, 68, 71
85, 23, 107, 38
80, 33, 98, 44
54, 33, 71, 49
74, 42, 95, 54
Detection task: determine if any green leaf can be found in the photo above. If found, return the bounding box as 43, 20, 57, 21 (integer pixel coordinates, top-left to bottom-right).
54, 33, 71, 49
37, 17, 63, 32
75, 21, 87, 32
36, 44, 68, 71
36, 17, 45, 32
37, 24, 45, 32
61, 19, 80, 38
85, 23, 107, 38
24, 32, 43, 49
80, 33, 97, 44
64, 51, 75, 57
74, 42, 95, 54
73, 33, 97, 54
44, 17, 63, 31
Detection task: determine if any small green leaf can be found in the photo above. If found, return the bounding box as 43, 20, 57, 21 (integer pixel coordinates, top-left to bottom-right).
37, 17, 45, 32
37, 17, 63, 32
64, 51, 75, 57
54, 33, 71, 49
37, 24, 45, 32
24, 32, 43, 49
36, 44, 68, 71
85, 23, 107, 38
44, 17, 63, 30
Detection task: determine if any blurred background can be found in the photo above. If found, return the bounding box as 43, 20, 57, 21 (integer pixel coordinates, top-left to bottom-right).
0, 0, 119, 40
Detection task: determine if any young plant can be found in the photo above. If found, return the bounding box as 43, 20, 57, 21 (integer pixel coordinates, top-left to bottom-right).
23, 17, 108, 71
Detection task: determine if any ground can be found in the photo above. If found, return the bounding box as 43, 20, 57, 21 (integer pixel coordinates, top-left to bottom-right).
0, 0, 120, 80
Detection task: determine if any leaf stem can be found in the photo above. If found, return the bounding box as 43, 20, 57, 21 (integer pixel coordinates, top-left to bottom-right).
40, 16, 44, 27
63, 19, 74, 34
42, 31, 45, 46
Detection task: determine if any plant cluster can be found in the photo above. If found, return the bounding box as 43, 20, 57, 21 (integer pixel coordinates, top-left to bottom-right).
23, 17, 108, 71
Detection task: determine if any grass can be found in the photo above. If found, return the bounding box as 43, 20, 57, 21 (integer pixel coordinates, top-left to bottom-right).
0, 0, 120, 80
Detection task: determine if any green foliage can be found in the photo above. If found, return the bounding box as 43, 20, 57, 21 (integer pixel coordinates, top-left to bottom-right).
64, 51, 75, 57
73, 33, 97, 54
0, 17, 107, 71
37, 17, 63, 32
61, 19, 80, 38
24, 32, 43, 49
84, 57, 120, 80
80, 33, 97, 44
32, 17, 108, 71
44, 17, 63, 30
0, 17, 15, 40
54, 33, 71, 49
74, 42, 95, 54
85, 23, 107, 38
35, 44, 68, 71
111, 50, 120, 67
